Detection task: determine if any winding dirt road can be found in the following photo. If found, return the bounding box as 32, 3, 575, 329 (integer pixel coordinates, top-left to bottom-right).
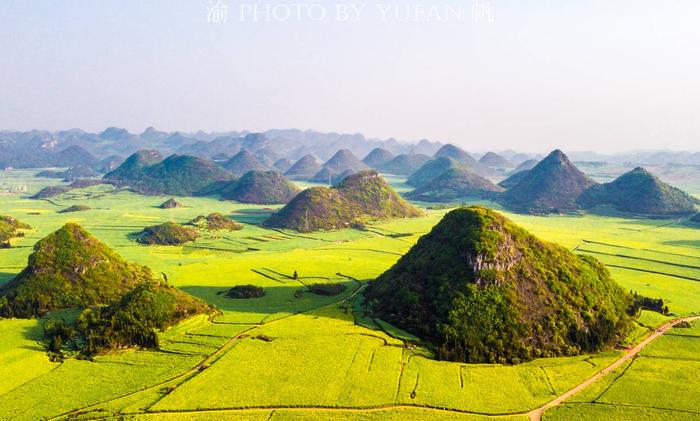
527, 315, 700, 421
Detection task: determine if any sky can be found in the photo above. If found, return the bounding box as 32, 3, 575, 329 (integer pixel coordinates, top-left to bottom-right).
1, 0, 699, 152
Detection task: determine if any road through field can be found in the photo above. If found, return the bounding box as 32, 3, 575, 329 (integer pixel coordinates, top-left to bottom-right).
48, 300, 698, 421
528, 315, 700, 421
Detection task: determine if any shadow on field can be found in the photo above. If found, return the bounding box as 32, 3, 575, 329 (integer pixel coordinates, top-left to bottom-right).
664, 240, 700, 250
0, 272, 17, 285
179, 281, 361, 322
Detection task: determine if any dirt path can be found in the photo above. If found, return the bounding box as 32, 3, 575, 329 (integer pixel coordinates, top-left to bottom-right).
527, 315, 700, 421
49, 281, 366, 421
51, 299, 697, 421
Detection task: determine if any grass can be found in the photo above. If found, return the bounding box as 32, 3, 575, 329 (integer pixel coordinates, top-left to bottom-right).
1, 169, 700, 419
545, 321, 700, 419
0, 318, 59, 396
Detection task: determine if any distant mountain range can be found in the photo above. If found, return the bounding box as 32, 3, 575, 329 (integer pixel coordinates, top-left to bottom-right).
0, 128, 445, 169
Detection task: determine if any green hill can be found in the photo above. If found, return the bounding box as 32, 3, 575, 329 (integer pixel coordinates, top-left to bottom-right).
284, 154, 322, 180
77, 282, 213, 355
406, 157, 463, 188
137, 222, 199, 245
499, 150, 596, 214
223, 150, 269, 177
265, 170, 423, 232
273, 158, 293, 173
105, 154, 234, 196
188, 213, 243, 231
578, 167, 698, 216
104, 150, 163, 182
159, 198, 184, 209
362, 148, 395, 168
407, 168, 504, 202
692, 213, 700, 223
510, 159, 538, 174
310, 149, 368, 182
31, 185, 70, 199
434, 144, 495, 176
365, 207, 634, 364
498, 169, 530, 189
0, 224, 152, 318
377, 154, 431, 176
58, 205, 91, 213
479, 152, 512, 168
0, 215, 30, 243
214, 171, 301, 204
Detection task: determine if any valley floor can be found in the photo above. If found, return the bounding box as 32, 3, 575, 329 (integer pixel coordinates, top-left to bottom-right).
1, 171, 700, 420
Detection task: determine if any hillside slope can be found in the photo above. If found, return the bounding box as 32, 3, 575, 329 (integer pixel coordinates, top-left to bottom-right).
223, 150, 269, 177
407, 168, 503, 202
78, 282, 213, 354
365, 207, 634, 364
284, 154, 322, 180
105, 153, 233, 196
0, 224, 152, 318
310, 149, 368, 182
215, 171, 301, 204
578, 167, 698, 215
0, 216, 30, 243
265, 170, 422, 232
499, 150, 596, 214
406, 157, 463, 188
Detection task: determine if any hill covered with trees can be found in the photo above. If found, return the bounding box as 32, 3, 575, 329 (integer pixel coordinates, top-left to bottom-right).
211, 171, 301, 205
76, 282, 213, 355
578, 167, 698, 215
365, 207, 634, 364
137, 222, 199, 245
499, 150, 596, 214
104, 152, 233, 196
0, 224, 152, 318
0, 215, 30, 244
406, 168, 503, 202
406, 157, 464, 188
377, 154, 431, 176
188, 213, 243, 231
310, 149, 368, 182
284, 154, 322, 180
265, 170, 422, 232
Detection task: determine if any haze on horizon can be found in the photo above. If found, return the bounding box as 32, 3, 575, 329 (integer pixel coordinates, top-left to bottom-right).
1, 0, 699, 153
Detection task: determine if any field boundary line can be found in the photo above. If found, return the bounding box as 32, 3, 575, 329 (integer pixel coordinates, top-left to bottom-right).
528, 315, 700, 421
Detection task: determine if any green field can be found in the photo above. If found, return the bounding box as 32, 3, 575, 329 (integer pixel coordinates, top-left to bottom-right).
1, 169, 699, 420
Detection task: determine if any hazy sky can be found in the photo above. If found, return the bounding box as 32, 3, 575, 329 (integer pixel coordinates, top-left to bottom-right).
1, 0, 699, 152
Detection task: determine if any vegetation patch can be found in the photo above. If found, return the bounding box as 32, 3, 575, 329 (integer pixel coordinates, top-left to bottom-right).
58, 205, 91, 213
159, 198, 184, 209
499, 150, 596, 214
407, 167, 503, 202
265, 170, 423, 232
365, 206, 635, 364
137, 222, 199, 245
308, 283, 347, 296
0, 223, 152, 318
188, 213, 243, 231
284, 154, 322, 180
75, 282, 213, 355
212, 170, 301, 204
104, 152, 234, 196
31, 185, 70, 199
225, 284, 265, 299
0, 215, 30, 243
578, 167, 698, 216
